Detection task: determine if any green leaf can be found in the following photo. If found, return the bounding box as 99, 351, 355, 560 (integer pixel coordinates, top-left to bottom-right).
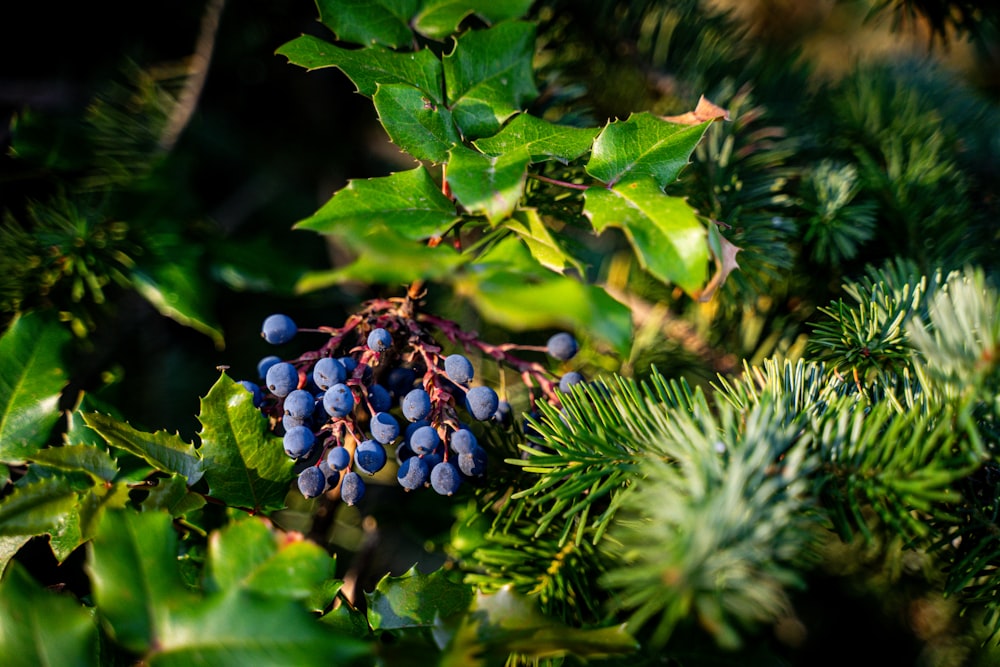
0, 562, 99, 667
295, 167, 459, 239
585, 112, 711, 187
366, 566, 474, 631
276, 37, 444, 102
198, 374, 293, 513
503, 208, 584, 274
584, 179, 709, 295
315, 0, 418, 48
296, 226, 467, 292
206, 518, 332, 601
0, 311, 70, 464
0, 535, 31, 575
150, 588, 371, 667
374, 83, 462, 163
88, 510, 195, 653
447, 145, 530, 224
474, 113, 600, 163
443, 21, 538, 139
132, 260, 225, 350
82, 412, 204, 484
28, 444, 119, 483
141, 474, 207, 516
435, 587, 638, 666
0, 476, 79, 537
414, 0, 536, 39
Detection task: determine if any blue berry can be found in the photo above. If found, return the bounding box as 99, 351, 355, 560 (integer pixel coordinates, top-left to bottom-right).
256, 355, 282, 380
326, 445, 351, 471
238, 380, 264, 408
283, 388, 315, 420
312, 357, 346, 391
431, 461, 462, 496
409, 425, 440, 456
340, 471, 365, 505
367, 327, 393, 352
265, 362, 299, 397
465, 386, 499, 421
458, 444, 488, 477
404, 419, 430, 443
355, 439, 387, 475
449, 428, 477, 454
323, 383, 355, 418
559, 371, 585, 393
387, 367, 417, 398
402, 388, 432, 422
397, 457, 428, 491
444, 354, 474, 385
546, 332, 578, 361
282, 413, 309, 431
371, 412, 400, 444
261, 314, 298, 345
297, 466, 326, 499
492, 400, 513, 426
283, 425, 316, 459
339, 356, 358, 374
368, 384, 392, 413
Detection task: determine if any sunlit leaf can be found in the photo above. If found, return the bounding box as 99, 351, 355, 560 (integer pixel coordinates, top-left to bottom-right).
414, 0, 536, 39
447, 145, 530, 224
315, 0, 419, 48
28, 444, 119, 483
503, 208, 584, 274
474, 113, 599, 163
82, 412, 204, 484
374, 84, 462, 162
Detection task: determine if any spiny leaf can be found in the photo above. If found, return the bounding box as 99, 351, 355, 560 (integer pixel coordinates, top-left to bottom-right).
584, 179, 709, 295
315, 0, 418, 48
474, 113, 600, 163
0, 562, 99, 667
0, 310, 70, 464
503, 208, 584, 274
586, 112, 713, 187
414, 0, 536, 39
81, 412, 204, 484
443, 21, 538, 139
366, 565, 474, 631
374, 83, 462, 163
0, 476, 80, 537
446, 145, 530, 224
28, 444, 119, 483
276, 37, 444, 102
198, 374, 293, 513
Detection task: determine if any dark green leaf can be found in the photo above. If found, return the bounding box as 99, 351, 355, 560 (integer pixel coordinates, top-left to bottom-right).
0, 311, 70, 464
88, 510, 195, 653
206, 518, 332, 601
447, 145, 530, 224
150, 588, 371, 667
295, 167, 459, 239
198, 374, 293, 513
584, 179, 708, 295
367, 566, 474, 631
296, 227, 467, 292
141, 474, 207, 516
0, 476, 80, 537
503, 208, 584, 274
443, 21, 538, 139
474, 113, 599, 163
0, 562, 99, 667
315, 0, 418, 48
132, 260, 225, 350
374, 84, 462, 162
414, 0, 536, 39
585, 113, 711, 187
82, 412, 204, 484
276, 37, 444, 103
28, 444, 119, 482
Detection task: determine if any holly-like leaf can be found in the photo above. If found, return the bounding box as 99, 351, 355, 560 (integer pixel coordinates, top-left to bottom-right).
296, 226, 467, 293
315, 0, 418, 48
141, 474, 207, 516
0, 310, 70, 464
586, 112, 713, 187
374, 83, 462, 163
474, 113, 600, 163
443, 21, 538, 139
82, 412, 204, 484
367, 566, 474, 631
447, 145, 530, 224
0, 562, 99, 667
132, 259, 225, 351
503, 208, 584, 274
584, 179, 709, 295
28, 444, 119, 483
276, 37, 444, 102
149, 588, 372, 667
0, 476, 80, 537
206, 518, 332, 601
434, 587, 638, 666
295, 167, 459, 239
414, 0, 536, 39
198, 374, 293, 513
88, 510, 195, 654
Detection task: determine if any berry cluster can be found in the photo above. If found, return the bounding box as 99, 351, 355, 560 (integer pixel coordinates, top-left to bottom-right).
237, 293, 581, 505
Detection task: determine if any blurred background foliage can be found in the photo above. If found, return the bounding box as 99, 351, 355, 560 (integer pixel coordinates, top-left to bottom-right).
2, 1, 999, 663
